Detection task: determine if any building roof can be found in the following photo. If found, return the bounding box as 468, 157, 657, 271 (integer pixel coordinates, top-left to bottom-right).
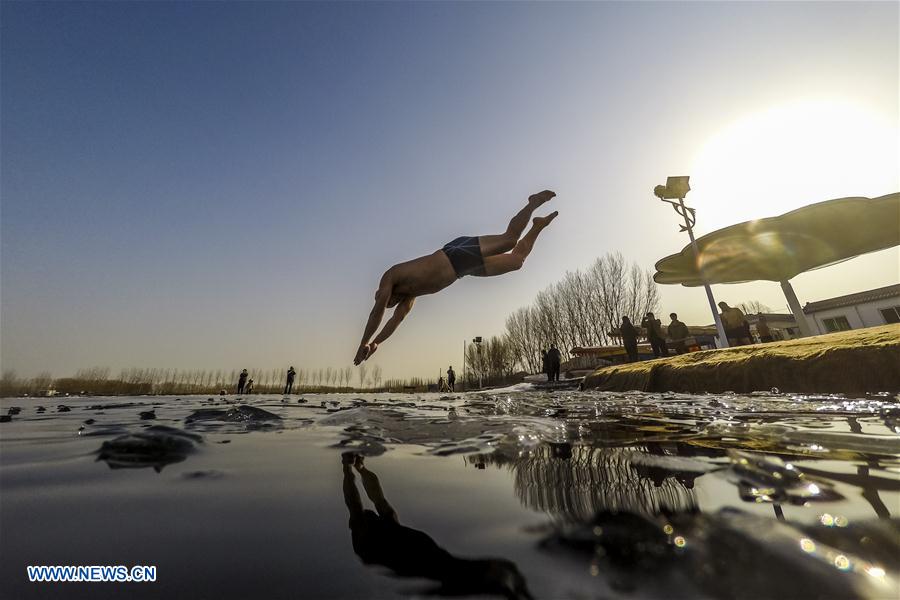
803, 283, 900, 314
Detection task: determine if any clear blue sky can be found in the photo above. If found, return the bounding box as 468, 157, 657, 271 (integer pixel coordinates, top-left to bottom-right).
2, 2, 897, 380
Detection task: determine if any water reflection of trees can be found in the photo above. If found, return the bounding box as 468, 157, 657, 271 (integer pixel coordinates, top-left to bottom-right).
467, 445, 697, 521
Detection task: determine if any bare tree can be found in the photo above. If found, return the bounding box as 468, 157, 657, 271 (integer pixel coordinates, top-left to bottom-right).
739, 300, 772, 314
296, 369, 306, 389
357, 365, 368, 389
371, 365, 383, 389
502, 252, 659, 372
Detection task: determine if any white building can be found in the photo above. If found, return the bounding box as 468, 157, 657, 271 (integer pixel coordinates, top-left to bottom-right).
745, 313, 803, 340
803, 284, 900, 334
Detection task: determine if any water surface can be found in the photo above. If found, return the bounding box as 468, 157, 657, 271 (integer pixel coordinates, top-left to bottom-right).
1, 388, 898, 599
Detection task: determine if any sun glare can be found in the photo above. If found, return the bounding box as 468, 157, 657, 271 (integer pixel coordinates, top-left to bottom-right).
689, 100, 899, 233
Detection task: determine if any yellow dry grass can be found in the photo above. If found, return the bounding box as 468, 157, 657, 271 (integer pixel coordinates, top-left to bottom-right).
582, 324, 900, 393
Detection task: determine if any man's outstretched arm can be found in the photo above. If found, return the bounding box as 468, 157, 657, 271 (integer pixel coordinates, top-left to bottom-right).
372, 297, 415, 347
354, 279, 391, 365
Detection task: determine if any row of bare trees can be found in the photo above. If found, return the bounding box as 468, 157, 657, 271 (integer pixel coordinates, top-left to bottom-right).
0, 364, 387, 397
503, 252, 659, 373
459, 253, 660, 381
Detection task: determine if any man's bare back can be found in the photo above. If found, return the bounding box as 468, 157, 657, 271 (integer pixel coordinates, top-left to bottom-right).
354, 190, 558, 365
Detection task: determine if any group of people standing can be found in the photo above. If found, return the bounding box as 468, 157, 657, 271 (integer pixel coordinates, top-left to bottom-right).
619, 312, 691, 362
235, 366, 297, 395
437, 366, 457, 392
619, 303, 775, 363
718, 302, 772, 346
541, 346, 562, 382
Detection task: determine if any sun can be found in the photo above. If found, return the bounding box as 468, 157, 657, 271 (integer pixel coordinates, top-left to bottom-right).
688, 99, 899, 233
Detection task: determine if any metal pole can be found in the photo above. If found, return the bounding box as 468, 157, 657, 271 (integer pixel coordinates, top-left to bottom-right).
780, 279, 815, 337
462, 340, 466, 392
478, 344, 483, 389
679, 198, 729, 348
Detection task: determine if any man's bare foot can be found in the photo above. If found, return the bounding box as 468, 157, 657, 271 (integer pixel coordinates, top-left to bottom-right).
533, 211, 559, 228
528, 190, 556, 208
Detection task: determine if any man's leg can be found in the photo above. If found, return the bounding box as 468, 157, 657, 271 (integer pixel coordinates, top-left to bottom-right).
478, 191, 556, 257
477, 212, 557, 277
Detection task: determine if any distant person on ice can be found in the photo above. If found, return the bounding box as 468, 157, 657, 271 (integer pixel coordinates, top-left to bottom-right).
237, 369, 249, 395
620, 316, 639, 362
446, 366, 456, 392
547, 345, 562, 382
354, 190, 558, 365
284, 366, 297, 395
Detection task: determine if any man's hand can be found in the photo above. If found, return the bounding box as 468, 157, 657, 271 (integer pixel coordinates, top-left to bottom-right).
353, 345, 369, 366
353, 342, 378, 366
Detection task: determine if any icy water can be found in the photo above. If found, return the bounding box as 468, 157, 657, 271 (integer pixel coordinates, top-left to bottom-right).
1, 388, 899, 600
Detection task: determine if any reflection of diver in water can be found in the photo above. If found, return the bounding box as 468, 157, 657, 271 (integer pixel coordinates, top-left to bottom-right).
341, 453, 532, 599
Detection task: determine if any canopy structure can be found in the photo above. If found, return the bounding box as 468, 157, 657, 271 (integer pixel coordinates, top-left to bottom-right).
654, 193, 900, 336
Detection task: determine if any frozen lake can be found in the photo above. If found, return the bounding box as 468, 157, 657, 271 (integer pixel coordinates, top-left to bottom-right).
1, 388, 898, 599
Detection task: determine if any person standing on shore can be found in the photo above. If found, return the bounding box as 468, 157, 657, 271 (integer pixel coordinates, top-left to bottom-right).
541, 350, 550, 381
446, 366, 456, 392
245, 378, 254, 394
620, 317, 639, 363
667, 313, 690, 354
284, 366, 297, 395
718, 302, 749, 346
756, 314, 774, 343
641, 312, 668, 358
237, 369, 248, 395
547, 345, 562, 382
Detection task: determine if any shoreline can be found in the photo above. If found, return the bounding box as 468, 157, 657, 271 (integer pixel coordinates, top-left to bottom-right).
582, 324, 900, 394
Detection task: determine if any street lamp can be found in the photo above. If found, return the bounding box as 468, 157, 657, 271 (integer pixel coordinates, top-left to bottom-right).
654, 176, 729, 349
472, 337, 484, 389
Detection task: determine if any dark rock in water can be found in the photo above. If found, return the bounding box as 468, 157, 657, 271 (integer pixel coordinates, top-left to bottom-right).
139, 410, 156, 420
97, 426, 202, 472
36, 406, 46, 413
184, 405, 282, 430
181, 469, 224, 480
0, 415, 11, 423
83, 418, 96, 425
297, 398, 307, 404
57, 405, 71, 412
86, 403, 141, 410
8, 407, 21, 415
